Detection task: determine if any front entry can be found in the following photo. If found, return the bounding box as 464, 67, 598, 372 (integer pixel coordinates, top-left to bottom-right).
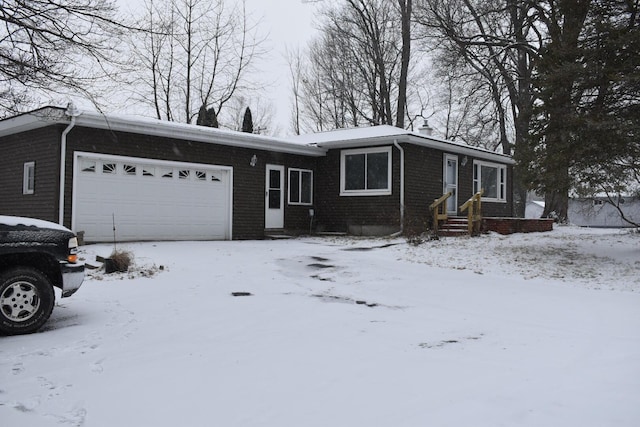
443, 154, 458, 215
265, 164, 285, 229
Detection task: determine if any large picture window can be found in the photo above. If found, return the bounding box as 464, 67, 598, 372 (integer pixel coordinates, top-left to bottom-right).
288, 168, 313, 205
340, 147, 392, 196
473, 160, 507, 202
23, 161, 35, 195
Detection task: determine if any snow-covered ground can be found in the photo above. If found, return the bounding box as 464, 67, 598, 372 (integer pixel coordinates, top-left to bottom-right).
1, 226, 639, 426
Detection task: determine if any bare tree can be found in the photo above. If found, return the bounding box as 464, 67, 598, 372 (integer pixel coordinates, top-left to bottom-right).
0, 0, 126, 115
131, 0, 266, 124
395, 0, 413, 128
299, 0, 415, 131
414, 0, 539, 156
285, 46, 304, 135
414, 0, 541, 216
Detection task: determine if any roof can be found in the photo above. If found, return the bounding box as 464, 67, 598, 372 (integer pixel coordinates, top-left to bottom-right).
0, 106, 514, 164
289, 124, 515, 164
0, 106, 326, 157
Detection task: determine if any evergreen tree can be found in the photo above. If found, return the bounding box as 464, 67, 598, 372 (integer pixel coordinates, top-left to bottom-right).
196, 105, 219, 128
520, 0, 639, 221
242, 107, 254, 133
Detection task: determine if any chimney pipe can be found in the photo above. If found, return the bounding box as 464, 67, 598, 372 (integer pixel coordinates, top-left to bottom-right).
418, 119, 433, 136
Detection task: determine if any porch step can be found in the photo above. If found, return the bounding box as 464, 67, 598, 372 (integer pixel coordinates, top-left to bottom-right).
264, 229, 294, 240
265, 234, 295, 240
437, 217, 470, 237
315, 231, 348, 236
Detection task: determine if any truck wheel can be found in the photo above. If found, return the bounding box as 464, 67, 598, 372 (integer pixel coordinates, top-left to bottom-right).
0, 268, 55, 335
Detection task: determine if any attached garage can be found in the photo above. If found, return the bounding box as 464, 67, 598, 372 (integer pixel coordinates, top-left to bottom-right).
72, 153, 232, 242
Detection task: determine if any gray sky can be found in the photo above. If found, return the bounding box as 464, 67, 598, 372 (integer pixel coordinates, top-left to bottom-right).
115, 0, 320, 135
244, 0, 319, 134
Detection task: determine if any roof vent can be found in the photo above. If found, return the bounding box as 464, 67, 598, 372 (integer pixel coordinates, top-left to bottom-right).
418, 119, 433, 136
65, 101, 81, 118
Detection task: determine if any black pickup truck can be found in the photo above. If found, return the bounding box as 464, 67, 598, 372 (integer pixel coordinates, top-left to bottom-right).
0, 216, 84, 335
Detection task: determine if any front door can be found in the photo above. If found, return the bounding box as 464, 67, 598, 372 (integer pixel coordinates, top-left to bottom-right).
265, 164, 284, 229
443, 155, 458, 215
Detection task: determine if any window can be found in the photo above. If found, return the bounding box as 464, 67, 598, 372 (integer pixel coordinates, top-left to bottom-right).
289, 168, 313, 205
80, 159, 96, 173
179, 170, 190, 180
340, 147, 392, 196
473, 161, 507, 202
103, 163, 117, 174
23, 162, 35, 195
123, 164, 137, 175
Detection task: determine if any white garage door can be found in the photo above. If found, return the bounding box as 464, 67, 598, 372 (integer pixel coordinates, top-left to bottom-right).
73, 154, 232, 242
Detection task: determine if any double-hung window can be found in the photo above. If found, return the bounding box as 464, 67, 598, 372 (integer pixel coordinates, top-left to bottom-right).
289, 168, 313, 205
340, 147, 392, 196
473, 160, 507, 202
23, 161, 35, 195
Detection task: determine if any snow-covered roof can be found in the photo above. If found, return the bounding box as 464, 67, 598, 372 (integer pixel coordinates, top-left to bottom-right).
0, 107, 514, 164
289, 124, 515, 164
290, 125, 409, 144
0, 107, 326, 157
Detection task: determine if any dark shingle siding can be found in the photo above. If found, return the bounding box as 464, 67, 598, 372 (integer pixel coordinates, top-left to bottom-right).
402, 144, 514, 234
2, 122, 514, 239
64, 126, 317, 239
403, 143, 443, 233
314, 146, 401, 233
0, 127, 61, 222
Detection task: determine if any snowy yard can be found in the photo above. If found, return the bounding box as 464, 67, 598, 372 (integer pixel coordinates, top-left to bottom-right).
1, 226, 639, 426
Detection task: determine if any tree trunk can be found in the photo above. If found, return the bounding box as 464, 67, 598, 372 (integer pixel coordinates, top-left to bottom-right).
511, 0, 534, 218
395, 0, 412, 129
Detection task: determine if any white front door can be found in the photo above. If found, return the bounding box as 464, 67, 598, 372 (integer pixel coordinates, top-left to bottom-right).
443, 154, 458, 215
265, 164, 284, 229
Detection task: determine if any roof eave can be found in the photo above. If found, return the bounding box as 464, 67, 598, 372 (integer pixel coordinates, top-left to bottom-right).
408, 134, 516, 164
1, 107, 326, 157
75, 112, 326, 156
316, 133, 515, 164
0, 107, 66, 137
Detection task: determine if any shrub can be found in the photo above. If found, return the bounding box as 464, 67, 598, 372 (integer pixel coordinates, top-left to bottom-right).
106, 249, 133, 273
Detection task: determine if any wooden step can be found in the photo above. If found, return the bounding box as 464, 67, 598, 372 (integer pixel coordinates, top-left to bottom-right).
437, 216, 470, 237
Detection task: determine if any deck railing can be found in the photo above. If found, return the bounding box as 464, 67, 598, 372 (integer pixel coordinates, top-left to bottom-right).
459, 189, 484, 236
428, 191, 452, 237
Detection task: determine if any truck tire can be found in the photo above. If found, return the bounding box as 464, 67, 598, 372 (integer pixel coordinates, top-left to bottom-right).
0, 268, 55, 335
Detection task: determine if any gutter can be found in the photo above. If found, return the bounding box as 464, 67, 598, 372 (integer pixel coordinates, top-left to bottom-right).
317, 134, 515, 165
58, 103, 81, 226
392, 139, 405, 235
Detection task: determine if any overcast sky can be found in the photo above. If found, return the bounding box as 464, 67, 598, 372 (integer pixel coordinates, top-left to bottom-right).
244, 0, 320, 134
116, 0, 321, 135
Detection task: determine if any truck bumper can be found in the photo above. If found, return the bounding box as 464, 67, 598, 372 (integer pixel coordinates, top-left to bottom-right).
60, 262, 85, 297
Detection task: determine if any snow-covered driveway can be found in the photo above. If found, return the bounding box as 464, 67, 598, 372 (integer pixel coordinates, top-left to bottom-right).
1, 227, 639, 426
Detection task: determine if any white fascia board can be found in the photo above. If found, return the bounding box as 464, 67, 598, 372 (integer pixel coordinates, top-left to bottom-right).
409, 135, 516, 164
73, 111, 326, 157
0, 107, 326, 157
316, 134, 516, 165
0, 107, 66, 137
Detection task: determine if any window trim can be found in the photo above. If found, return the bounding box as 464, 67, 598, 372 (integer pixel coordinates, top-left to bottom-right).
340, 146, 392, 196
473, 160, 507, 202
288, 168, 313, 206
23, 161, 35, 195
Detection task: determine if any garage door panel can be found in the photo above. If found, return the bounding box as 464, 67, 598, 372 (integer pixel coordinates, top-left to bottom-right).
74, 155, 231, 242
